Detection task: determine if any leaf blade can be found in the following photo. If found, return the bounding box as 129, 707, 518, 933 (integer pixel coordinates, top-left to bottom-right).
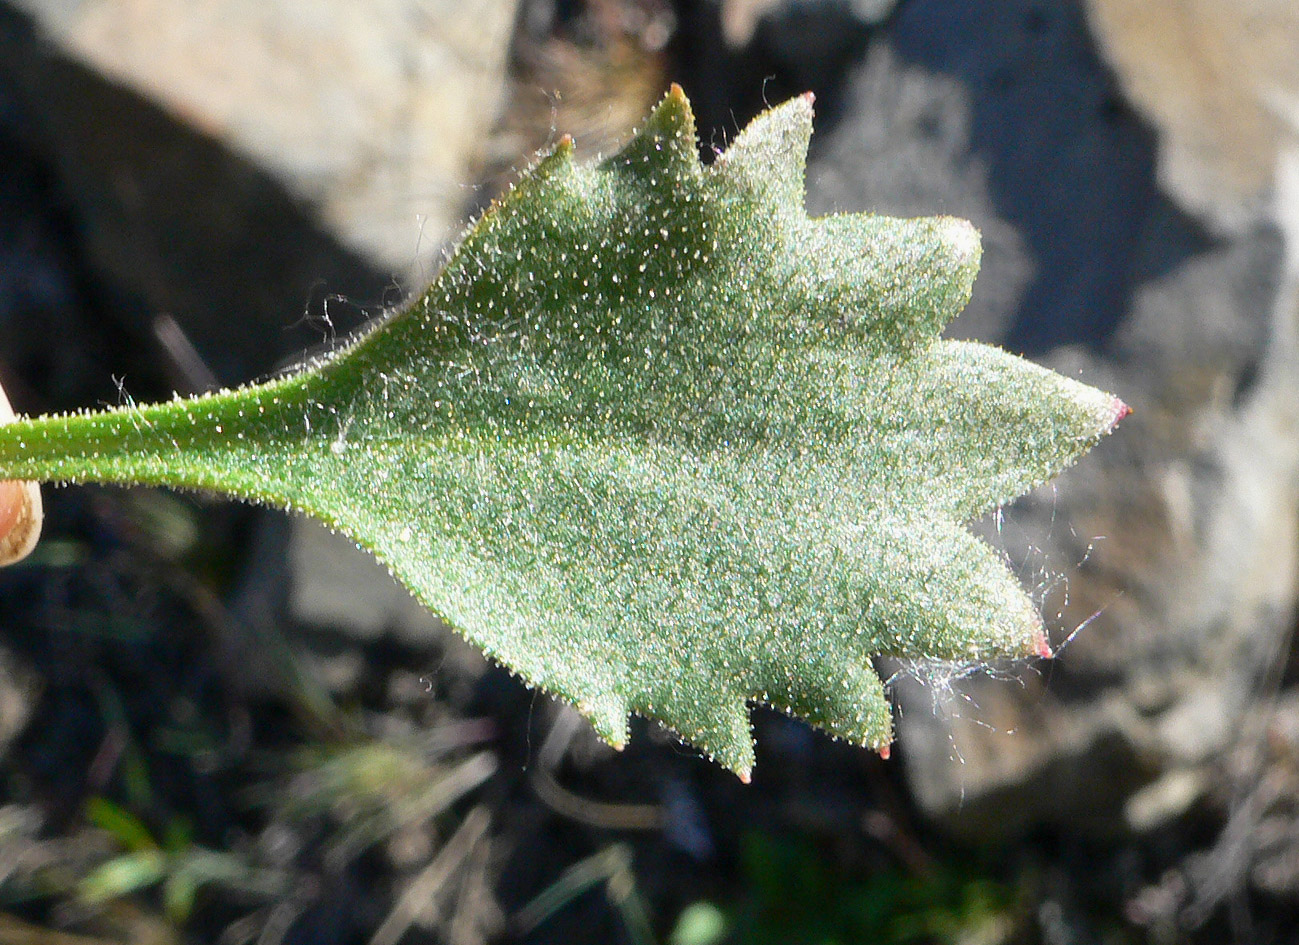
0, 88, 1126, 776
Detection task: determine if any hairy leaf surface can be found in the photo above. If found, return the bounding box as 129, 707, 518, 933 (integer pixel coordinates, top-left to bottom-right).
0, 87, 1125, 777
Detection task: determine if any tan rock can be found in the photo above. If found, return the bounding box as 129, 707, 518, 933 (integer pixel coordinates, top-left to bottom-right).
14, 0, 519, 278
1085, 0, 1299, 236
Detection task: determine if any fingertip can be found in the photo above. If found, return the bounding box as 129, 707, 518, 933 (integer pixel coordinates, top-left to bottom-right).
0, 385, 42, 565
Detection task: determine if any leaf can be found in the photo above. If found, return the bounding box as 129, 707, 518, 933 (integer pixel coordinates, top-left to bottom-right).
0, 86, 1126, 778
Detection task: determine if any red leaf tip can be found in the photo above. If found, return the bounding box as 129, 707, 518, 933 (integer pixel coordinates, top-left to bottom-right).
1032, 629, 1054, 660
1109, 398, 1132, 430
878, 744, 891, 761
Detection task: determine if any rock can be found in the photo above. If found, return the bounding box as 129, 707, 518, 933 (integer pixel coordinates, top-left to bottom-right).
0, 646, 38, 760
0, 53, 125, 411
10, 0, 520, 280
1242, 695, 1299, 897
0, 0, 517, 386
0, 9, 377, 384
1125, 768, 1206, 833
1084, 0, 1299, 238
803, 0, 1299, 841
1122, 692, 1299, 922
290, 517, 467, 652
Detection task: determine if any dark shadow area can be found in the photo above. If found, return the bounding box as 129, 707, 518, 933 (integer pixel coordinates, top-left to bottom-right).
0, 74, 130, 414
669, 0, 877, 162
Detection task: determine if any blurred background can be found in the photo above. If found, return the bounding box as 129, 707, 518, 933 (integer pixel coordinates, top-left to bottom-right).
0, 0, 1296, 942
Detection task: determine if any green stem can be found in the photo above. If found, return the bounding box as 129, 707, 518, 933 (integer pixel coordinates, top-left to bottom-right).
0, 374, 315, 503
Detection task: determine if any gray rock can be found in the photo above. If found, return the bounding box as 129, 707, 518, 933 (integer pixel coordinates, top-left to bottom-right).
0, 9, 382, 385
0, 647, 37, 760
0, 0, 517, 385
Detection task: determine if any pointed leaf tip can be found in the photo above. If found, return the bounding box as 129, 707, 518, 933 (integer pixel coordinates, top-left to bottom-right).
652, 82, 692, 126
604, 82, 698, 178
549, 135, 576, 164
580, 697, 630, 751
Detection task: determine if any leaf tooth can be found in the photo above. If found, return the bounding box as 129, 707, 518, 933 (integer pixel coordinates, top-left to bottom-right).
793, 215, 981, 349
900, 341, 1128, 521
862, 515, 1046, 661
692, 698, 757, 782
472, 134, 577, 226
650, 83, 698, 146
578, 694, 631, 752
712, 91, 814, 208
521, 134, 577, 189
1107, 397, 1132, 430
645, 693, 755, 781
1032, 628, 1054, 659
601, 83, 700, 182
756, 660, 894, 756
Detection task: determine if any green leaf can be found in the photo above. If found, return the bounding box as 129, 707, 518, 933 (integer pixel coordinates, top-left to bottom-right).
0, 86, 1125, 778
